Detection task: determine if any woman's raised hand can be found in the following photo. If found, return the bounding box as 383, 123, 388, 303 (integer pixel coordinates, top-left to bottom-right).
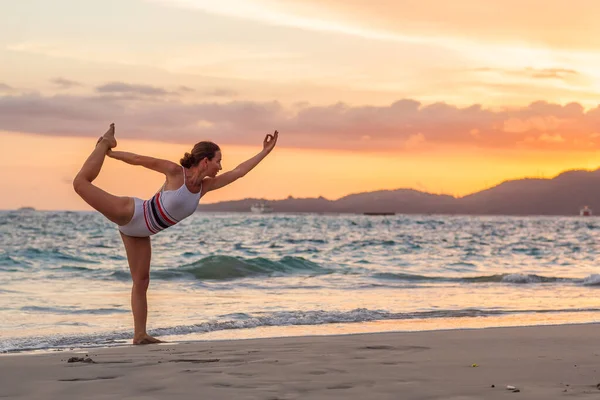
263, 130, 278, 153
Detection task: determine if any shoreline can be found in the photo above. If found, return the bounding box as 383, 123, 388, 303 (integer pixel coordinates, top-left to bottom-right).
3, 315, 599, 355
2, 323, 600, 399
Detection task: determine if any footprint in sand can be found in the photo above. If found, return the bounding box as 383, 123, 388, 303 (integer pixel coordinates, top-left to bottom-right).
59, 376, 118, 382
169, 358, 220, 364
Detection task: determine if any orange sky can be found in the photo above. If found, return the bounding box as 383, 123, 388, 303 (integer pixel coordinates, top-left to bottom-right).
2, 131, 600, 211
2, 0, 600, 210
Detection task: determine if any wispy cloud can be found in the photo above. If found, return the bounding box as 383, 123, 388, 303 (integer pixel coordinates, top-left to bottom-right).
51, 77, 83, 89
203, 88, 238, 97
226, 0, 600, 51
528, 68, 579, 79
147, 0, 477, 51
95, 82, 175, 97
0, 83, 13, 92
473, 67, 581, 81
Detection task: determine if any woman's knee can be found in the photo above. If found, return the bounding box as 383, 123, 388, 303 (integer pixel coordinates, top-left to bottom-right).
132, 276, 150, 291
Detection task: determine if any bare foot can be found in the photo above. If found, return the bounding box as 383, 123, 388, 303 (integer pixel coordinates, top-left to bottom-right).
97, 123, 117, 149
133, 334, 164, 345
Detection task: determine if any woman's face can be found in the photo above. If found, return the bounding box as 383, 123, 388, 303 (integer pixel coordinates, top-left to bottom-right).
207, 150, 222, 177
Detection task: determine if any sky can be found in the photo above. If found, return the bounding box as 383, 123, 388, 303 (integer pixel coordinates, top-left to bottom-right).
2, 0, 600, 210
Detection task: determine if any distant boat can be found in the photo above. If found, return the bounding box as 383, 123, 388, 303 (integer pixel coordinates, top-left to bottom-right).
250, 202, 273, 214
17, 206, 36, 212
580, 206, 592, 216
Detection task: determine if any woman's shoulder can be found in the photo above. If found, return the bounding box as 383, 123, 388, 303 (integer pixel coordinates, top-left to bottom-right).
165, 162, 183, 176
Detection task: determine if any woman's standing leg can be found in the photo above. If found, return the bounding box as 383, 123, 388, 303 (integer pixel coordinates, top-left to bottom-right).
120, 232, 162, 344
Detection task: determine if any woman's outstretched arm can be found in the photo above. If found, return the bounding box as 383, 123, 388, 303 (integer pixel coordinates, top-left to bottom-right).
107, 150, 180, 176
203, 130, 278, 193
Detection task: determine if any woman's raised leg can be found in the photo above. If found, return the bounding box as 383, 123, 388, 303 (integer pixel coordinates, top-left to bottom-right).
120, 232, 163, 344
73, 124, 134, 226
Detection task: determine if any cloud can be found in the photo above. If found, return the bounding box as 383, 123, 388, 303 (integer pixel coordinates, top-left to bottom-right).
1, 88, 600, 152
203, 88, 238, 97
404, 132, 426, 149
539, 133, 565, 143
528, 68, 579, 79
51, 78, 82, 89
503, 116, 561, 133
95, 82, 175, 97
178, 86, 195, 93
473, 67, 581, 81
234, 0, 600, 51
0, 83, 13, 93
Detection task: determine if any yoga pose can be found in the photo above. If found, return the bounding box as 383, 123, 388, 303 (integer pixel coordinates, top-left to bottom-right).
73, 124, 279, 344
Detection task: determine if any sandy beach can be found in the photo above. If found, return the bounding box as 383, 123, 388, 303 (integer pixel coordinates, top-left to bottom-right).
2, 324, 600, 399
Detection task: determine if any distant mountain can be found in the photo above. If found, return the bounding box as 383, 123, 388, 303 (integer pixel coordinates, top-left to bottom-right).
456, 169, 600, 215
197, 168, 600, 216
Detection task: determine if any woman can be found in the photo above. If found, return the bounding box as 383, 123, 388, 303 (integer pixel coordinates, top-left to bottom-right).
73, 124, 279, 344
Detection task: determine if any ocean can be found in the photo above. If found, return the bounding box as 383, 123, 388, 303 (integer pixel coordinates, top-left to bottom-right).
1, 210, 600, 353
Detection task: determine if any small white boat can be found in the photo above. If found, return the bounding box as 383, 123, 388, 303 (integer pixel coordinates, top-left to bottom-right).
250, 202, 273, 214
580, 206, 592, 216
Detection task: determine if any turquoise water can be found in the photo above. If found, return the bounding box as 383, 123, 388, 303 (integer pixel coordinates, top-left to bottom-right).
1, 210, 600, 353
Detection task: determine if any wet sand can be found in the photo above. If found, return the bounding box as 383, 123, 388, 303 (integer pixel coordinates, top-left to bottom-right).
2, 324, 600, 399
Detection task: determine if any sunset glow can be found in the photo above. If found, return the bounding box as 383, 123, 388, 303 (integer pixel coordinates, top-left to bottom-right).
2, 0, 600, 210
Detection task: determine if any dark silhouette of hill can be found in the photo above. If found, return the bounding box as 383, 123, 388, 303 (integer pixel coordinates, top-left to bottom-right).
196, 168, 600, 216
456, 169, 600, 215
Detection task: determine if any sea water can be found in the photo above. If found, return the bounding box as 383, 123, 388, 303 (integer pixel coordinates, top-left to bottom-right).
1, 210, 599, 353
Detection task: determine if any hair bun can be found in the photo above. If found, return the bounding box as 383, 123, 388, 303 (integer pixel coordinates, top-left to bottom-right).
180, 152, 195, 168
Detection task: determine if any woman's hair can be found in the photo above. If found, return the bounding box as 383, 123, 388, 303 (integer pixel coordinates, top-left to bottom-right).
180, 141, 220, 168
